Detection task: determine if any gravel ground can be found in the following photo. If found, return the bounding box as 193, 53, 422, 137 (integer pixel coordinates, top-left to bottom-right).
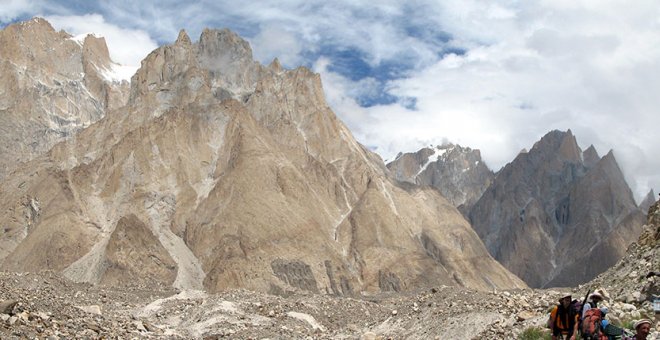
1, 202, 658, 339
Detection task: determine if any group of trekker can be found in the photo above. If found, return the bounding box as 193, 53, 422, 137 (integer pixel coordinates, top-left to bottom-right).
547, 288, 653, 340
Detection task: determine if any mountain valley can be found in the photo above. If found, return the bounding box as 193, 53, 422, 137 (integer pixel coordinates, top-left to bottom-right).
0, 17, 657, 339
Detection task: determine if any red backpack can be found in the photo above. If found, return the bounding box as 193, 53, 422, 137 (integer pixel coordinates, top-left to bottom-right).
581, 308, 607, 340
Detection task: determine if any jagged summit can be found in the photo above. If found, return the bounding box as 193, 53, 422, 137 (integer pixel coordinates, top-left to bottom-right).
583, 144, 600, 168
0, 18, 524, 294
386, 128, 644, 288
128, 27, 268, 114
10, 16, 54, 33
639, 189, 657, 213
386, 143, 494, 215
269, 57, 283, 73
175, 29, 192, 46
82, 34, 112, 67
526, 129, 581, 164
469, 129, 644, 288
0, 17, 129, 181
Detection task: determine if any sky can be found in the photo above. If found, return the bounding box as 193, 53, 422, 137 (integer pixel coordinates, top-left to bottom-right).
1, 0, 658, 201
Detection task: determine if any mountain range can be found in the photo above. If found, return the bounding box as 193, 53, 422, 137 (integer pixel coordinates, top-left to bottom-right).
0, 17, 648, 294
0, 18, 524, 294
387, 143, 494, 216
388, 130, 648, 287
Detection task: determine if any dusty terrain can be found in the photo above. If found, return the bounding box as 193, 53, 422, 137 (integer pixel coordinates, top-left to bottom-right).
0, 270, 539, 339
1, 270, 658, 339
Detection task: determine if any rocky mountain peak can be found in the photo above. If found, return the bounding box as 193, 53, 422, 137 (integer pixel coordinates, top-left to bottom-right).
129, 27, 263, 115
602, 149, 615, 160
0, 17, 80, 81
530, 129, 564, 150
10, 17, 55, 34
386, 143, 494, 214
198, 28, 253, 61
589, 150, 633, 203
82, 35, 111, 65
583, 144, 600, 168
0, 19, 524, 295
558, 129, 582, 163
197, 28, 261, 97
640, 190, 657, 213
0, 17, 129, 180
175, 29, 192, 46
128, 31, 205, 113
269, 58, 283, 73
527, 130, 582, 169
470, 129, 644, 287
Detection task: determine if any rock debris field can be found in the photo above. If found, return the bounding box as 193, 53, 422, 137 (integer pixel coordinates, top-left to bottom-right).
0, 271, 658, 339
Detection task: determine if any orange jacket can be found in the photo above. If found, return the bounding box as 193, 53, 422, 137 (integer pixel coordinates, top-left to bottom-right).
549, 305, 578, 332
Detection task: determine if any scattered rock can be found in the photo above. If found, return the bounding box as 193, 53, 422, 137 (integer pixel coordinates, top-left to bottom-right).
516, 310, 537, 322
134, 320, 147, 332
77, 305, 102, 315
8, 316, 18, 325
0, 300, 18, 314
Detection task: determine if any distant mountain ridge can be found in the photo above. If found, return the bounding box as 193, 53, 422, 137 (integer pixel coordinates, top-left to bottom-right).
0, 18, 525, 294
389, 130, 646, 288
469, 130, 645, 287
386, 144, 494, 215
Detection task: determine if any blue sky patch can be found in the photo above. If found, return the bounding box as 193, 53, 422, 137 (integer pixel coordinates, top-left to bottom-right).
313, 45, 419, 107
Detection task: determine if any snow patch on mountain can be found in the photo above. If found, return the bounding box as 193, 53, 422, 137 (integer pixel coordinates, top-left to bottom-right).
100, 63, 137, 82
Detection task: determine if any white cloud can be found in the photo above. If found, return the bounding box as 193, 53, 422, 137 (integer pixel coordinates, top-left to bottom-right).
321, 0, 660, 200
250, 23, 303, 66
6, 1, 658, 200
0, 0, 38, 22
45, 13, 157, 67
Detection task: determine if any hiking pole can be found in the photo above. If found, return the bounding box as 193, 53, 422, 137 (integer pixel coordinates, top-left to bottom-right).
581, 289, 591, 311
578, 289, 591, 334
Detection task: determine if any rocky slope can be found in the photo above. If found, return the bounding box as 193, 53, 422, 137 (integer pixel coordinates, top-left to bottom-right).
0, 19, 524, 295
469, 130, 645, 288
1, 264, 656, 339
0, 271, 611, 339
588, 197, 659, 315
640, 190, 657, 214
386, 144, 494, 215
0, 17, 130, 181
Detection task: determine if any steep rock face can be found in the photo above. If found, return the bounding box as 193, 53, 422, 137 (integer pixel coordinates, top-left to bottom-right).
386, 144, 494, 215
101, 214, 178, 286
588, 199, 660, 307
0, 17, 129, 181
639, 190, 656, 214
0, 20, 525, 294
469, 130, 644, 287
641, 198, 660, 246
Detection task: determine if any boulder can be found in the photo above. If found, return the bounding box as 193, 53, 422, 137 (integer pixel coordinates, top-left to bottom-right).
0, 300, 18, 314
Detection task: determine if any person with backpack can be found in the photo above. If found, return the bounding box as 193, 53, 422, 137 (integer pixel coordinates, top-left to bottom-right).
581, 291, 607, 318
577, 290, 609, 339
548, 293, 578, 340
599, 307, 635, 339
581, 289, 608, 320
